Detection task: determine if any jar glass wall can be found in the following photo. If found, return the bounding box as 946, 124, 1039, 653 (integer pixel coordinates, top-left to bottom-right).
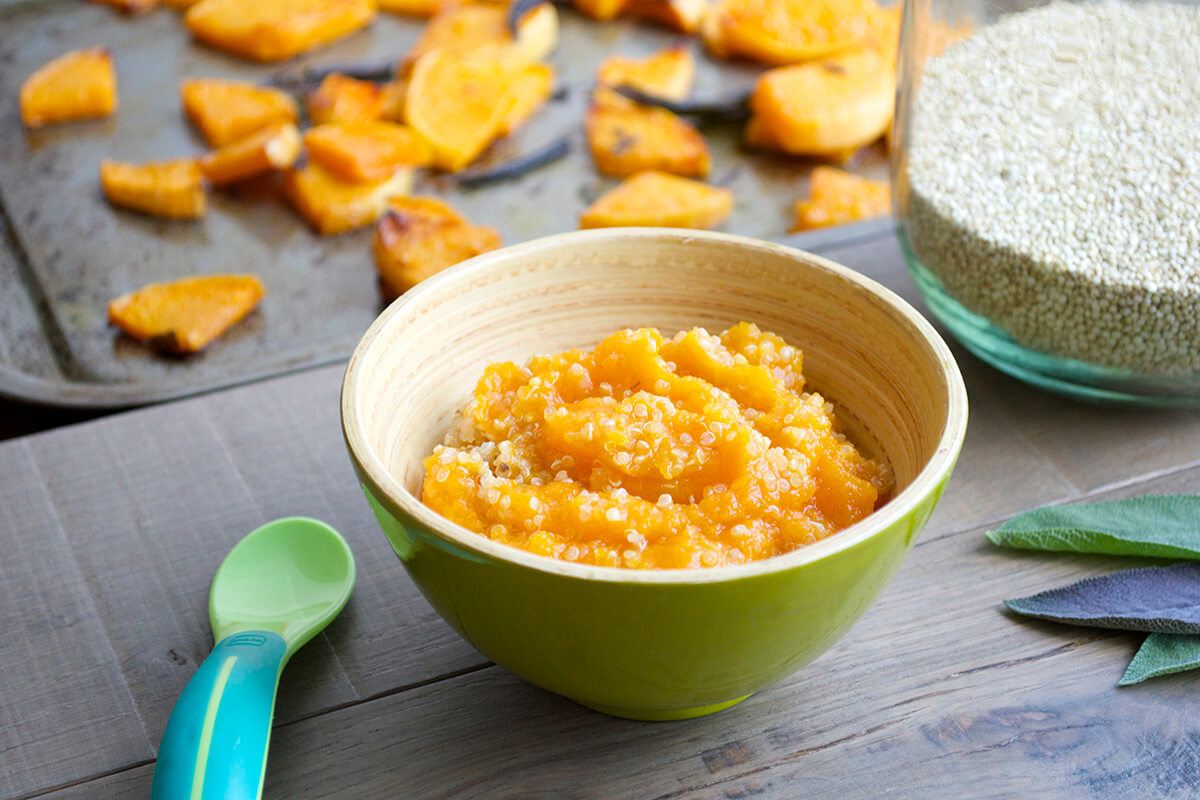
891, 0, 1200, 406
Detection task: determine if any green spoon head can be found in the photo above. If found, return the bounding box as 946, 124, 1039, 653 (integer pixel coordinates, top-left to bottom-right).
209, 517, 356, 656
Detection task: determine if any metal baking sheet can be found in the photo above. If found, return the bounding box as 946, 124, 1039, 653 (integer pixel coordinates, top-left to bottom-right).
0, 0, 894, 408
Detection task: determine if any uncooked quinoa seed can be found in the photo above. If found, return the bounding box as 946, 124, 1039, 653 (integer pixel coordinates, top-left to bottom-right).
906, 0, 1200, 374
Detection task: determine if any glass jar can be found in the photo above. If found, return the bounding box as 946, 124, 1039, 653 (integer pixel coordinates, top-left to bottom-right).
891, 0, 1200, 406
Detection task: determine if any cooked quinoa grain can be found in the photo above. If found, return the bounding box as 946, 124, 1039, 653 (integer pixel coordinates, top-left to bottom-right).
906, 1, 1200, 375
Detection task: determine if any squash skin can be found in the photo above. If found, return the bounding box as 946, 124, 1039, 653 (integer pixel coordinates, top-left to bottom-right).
100, 159, 208, 219
20, 48, 118, 129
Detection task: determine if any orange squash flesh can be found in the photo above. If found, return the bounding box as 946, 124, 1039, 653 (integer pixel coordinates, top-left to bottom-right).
200, 123, 302, 186
594, 45, 695, 110
586, 104, 710, 178
372, 196, 502, 298
306, 73, 384, 125
379, 79, 410, 123
108, 275, 264, 354
378, 0, 441, 17
497, 63, 555, 137
791, 166, 890, 231
625, 0, 706, 32
304, 121, 434, 182
715, 0, 876, 64
401, 3, 558, 74
181, 79, 299, 147
20, 48, 118, 129
282, 161, 413, 235
184, 0, 376, 63
580, 170, 733, 229
571, 0, 626, 20
100, 159, 208, 219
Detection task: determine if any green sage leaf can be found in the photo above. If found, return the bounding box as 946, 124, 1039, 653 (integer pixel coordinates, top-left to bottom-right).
986, 494, 1200, 558
1119, 633, 1200, 686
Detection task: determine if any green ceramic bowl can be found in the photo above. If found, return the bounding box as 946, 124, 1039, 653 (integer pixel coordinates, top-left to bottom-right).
342, 229, 968, 721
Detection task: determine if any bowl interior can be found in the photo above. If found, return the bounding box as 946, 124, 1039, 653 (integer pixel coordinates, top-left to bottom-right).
345, 229, 964, 576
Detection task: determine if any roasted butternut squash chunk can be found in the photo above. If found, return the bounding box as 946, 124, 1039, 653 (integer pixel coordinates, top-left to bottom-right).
283, 161, 413, 235
580, 171, 733, 229
108, 275, 264, 355
378, 0, 441, 17
594, 45, 694, 110
497, 62, 555, 137
181, 79, 299, 147
713, 0, 875, 64
200, 122, 302, 186
790, 166, 890, 231
100, 159, 207, 219
571, 0, 626, 20
20, 48, 117, 129
304, 121, 433, 182
307, 73, 384, 125
164, 0, 204, 8
863, 3, 901, 66
406, 49, 517, 172
185, 0, 376, 62
87, 0, 160, 14
700, 1, 732, 58
401, 3, 558, 73
373, 196, 502, 297
748, 50, 894, 155
625, 0, 706, 32
586, 104, 710, 178
379, 79, 410, 122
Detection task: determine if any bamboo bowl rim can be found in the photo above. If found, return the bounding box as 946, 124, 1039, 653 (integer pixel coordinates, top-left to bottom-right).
342, 229, 969, 585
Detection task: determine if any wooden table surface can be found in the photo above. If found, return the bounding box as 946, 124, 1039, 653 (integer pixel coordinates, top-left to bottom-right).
5, 233, 1200, 800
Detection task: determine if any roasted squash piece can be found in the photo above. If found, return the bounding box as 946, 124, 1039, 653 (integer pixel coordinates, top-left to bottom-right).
306, 73, 383, 125
625, 0, 706, 32
164, 0, 204, 8
700, 0, 732, 58
863, 3, 901, 66
716, 0, 875, 64
406, 49, 518, 172
571, 0, 626, 20
378, 0, 441, 17
748, 50, 894, 155
401, 3, 558, 73
382, 194, 467, 222
580, 170, 733, 229
100, 159, 207, 219
373, 197, 502, 297
108, 275, 264, 355
20, 48, 117, 129
790, 166, 890, 231
497, 62, 555, 137
304, 121, 433, 182
200, 122, 302, 186
594, 45, 694, 110
87, 0, 160, 14
586, 104, 710, 178
379, 79, 410, 122
283, 160, 413, 235
185, 0, 376, 62
181, 79, 298, 147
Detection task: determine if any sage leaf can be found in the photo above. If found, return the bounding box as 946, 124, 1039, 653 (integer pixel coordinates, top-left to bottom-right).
1119, 633, 1200, 686
1005, 562, 1200, 634
986, 495, 1200, 558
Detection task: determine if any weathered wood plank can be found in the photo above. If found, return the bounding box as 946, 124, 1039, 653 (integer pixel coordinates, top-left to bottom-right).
200, 367, 487, 698
0, 440, 151, 800
39, 464, 1200, 800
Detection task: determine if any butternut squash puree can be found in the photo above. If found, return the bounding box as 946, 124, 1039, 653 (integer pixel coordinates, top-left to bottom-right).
420, 323, 892, 569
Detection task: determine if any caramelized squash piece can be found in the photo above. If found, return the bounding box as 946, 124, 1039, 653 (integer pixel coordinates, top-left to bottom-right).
791, 166, 890, 231
586, 104, 710, 178
699, 1, 732, 58
594, 45, 694, 110
304, 121, 433, 182
748, 50, 894, 155
379, 79, 410, 122
406, 49, 517, 172
283, 161, 413, 235
497, 62, 555, 137
401, 3, 558, 73
181, 79, 298, 147
581, 171, 732, 229
306, 73, 384, 125
571, 0, 625, 20
100, 159, 207, 219
87, 0, 160, 14
713, 0, 875, 64
373, 196, 502, 297
164, 0, 204, 8
108, 275, 264, 355
200, 122, 302, 186
185, 0, 376, 62
378, 0, 441, 17
625, 0, 706, 32
20, 48, 117, 129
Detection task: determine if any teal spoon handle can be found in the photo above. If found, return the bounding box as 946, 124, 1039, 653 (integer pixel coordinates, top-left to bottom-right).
150, 631, 288, 800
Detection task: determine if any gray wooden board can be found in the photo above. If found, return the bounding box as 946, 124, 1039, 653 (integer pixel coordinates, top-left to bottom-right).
5, 236, 1200, 799
0, 0, 892, 408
